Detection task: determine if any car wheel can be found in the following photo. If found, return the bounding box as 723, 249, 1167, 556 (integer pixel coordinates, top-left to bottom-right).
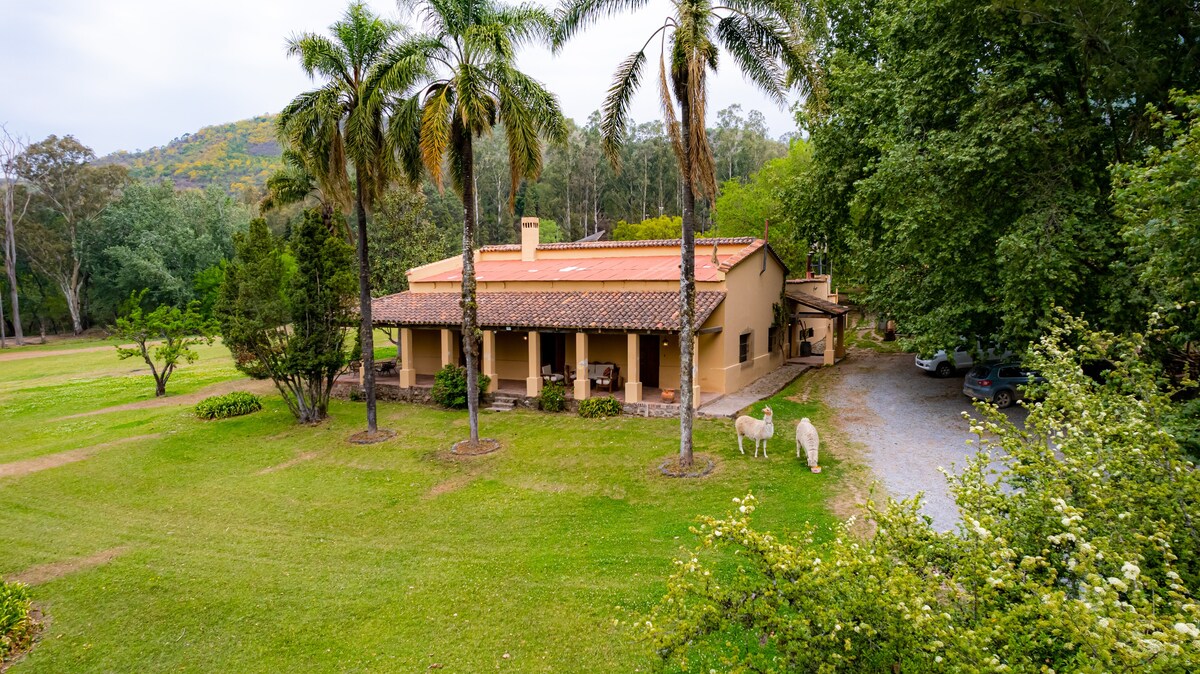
935, 362, 953, 378
993, 389, 1014, 409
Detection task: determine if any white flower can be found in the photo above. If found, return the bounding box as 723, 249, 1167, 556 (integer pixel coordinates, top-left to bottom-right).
1122, 561, 1140, 581
1174, 623, 1200, 638
739, 505, 747, 513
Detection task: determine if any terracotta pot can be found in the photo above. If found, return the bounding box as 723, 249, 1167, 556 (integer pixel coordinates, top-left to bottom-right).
660, 388, 676, 403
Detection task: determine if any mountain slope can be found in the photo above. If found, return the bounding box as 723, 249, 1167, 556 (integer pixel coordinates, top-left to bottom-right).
101, 115, 283, 194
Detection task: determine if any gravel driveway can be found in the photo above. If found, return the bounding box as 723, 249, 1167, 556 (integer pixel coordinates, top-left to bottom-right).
822, 350, 1026, 531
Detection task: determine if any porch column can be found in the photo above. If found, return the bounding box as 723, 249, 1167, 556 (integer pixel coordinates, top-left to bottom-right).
482, 330, 498, 393
824, 318, 836, 366
625, 333, 642, 403
574, 332, 591, 400
440, 328, 454, 367
834, 315, 846, 359
692, 335, 702, 409
398, 328, 415, 388
526, 331, 543, 396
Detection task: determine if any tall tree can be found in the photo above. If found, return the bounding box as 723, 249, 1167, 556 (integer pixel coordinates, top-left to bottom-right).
217, 215, 356, 423
279, 2, 402, 435
554, 0, 810, 467
792, 0, 1200, 355
13, 135, 127, 335
1, 125, 28, 345
371, 0, 567, 445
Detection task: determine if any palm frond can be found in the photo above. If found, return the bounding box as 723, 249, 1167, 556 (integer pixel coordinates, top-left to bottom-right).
552, 0, 652, 51
455, 63, 499, 135
658, 53, 686, 169
715, 16, 786, 104
420, 85, 455, 190
489, 66, 568, 144
600, 48, 648, 169
685, 55, 717, 200
386, 95, 426, 186
497, 85, 543, 207
286, 33, 351, 86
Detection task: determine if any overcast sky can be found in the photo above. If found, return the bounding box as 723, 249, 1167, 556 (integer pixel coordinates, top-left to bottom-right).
0, 0, 801, 157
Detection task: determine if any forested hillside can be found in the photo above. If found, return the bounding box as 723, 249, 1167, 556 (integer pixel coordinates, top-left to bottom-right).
100, 115, 282, 195
96, 105, 787, 243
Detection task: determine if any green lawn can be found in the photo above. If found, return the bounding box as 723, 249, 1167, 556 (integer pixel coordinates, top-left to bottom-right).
0, 340, 842, 672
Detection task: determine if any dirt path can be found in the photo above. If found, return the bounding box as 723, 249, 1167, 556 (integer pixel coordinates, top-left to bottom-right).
61, 378, 276, 419
820, 348, 1025, 531
11, 546, 129, 585
0, 434, 163, 479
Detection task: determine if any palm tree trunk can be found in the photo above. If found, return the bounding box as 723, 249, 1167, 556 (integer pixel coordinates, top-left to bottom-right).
678, 93, 697, 469
461, 133, 482, 443
355, 176, 378, 433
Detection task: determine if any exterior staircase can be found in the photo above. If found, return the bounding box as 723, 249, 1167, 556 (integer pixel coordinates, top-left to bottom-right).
486, 392, 521, 412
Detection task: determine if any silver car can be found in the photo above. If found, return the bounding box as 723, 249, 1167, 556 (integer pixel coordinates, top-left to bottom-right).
916, 341, 1012, 378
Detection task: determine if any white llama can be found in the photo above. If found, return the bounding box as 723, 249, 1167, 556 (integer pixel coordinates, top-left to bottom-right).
735, 406, 774, 458
796, 417, 821, 473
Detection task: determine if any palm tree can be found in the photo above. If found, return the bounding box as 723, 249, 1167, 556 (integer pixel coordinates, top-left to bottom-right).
260, 149, 347, 240
279, 2, 402, 435
554, 0, 811, 468
369, 0, 567, 445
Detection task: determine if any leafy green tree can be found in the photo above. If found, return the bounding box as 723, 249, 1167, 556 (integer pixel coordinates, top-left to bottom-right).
14, 135, 128, 334
372, 0, 567, 444
792, 0, 1200, 355
612, 215, 682, 241
279, 1, 402, 435
554, 0, 810, 466
645, 314, 1200, 671
714, 139, 811, 272
86, 182, 248, 321
217, 215, 356, 423
113, 290, 216, 397
537, 218, 562, 243
1114, 92, 1200, 374
368, 185, 454, 295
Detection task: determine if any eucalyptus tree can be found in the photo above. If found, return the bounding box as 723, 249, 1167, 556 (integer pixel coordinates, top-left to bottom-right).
554, 0, 811, 467
279, 2, 401, 435
369, 0, 567, 444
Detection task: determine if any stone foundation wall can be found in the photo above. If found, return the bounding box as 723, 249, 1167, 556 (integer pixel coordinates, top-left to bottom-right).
332, 383, 686, 418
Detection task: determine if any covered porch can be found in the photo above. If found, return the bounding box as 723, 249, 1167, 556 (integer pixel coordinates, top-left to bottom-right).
362, 290, 727, 408
785, 288, 850, 366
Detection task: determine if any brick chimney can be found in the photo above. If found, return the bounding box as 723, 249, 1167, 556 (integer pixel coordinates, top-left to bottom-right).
521, 216, 540, 261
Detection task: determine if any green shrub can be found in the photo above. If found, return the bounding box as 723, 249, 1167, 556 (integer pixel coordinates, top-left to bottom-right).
578, 396, 622, 418
194, 391, 263, 420
431, 364, 491, 409
0, 580, 36, 660
539, 381, 567, 412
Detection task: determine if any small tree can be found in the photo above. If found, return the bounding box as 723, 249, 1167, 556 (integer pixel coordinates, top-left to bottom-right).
113, 291, 215, 397
217, 213, 355, 423
643, 313, 1200, 672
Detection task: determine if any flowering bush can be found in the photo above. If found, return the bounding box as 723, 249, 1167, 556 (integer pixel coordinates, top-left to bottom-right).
578, 396, 622, 418
643, 314, 1200, 672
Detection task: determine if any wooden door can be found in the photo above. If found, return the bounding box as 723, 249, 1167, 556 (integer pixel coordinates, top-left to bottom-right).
639, 334, 660, 388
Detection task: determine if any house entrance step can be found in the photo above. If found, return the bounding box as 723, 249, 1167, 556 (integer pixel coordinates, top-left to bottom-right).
486, 392, 520, 412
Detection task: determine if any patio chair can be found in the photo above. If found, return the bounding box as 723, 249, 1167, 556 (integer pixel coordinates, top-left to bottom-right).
592, 363, 619, 393
541, 364, 564, 383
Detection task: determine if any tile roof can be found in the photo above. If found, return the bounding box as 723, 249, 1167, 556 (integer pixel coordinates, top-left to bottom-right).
369, 291, 726, 332
785, 289, 851, 316
478, 236, 757, 252
413, 254, 727, 283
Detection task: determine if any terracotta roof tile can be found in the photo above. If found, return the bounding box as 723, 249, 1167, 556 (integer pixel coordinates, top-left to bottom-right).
368, 291, 725, 332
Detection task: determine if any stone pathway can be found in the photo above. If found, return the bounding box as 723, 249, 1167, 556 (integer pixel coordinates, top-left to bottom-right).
697, 363, 812, 418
